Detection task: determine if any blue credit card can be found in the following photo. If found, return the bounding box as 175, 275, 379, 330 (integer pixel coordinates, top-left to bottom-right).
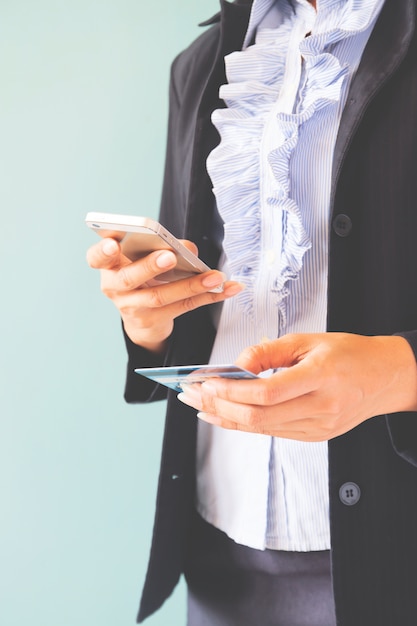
134, 364, 257, 392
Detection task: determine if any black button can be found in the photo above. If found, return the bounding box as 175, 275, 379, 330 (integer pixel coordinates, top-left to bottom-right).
339, 482, 361, 506
333, 214, 353, 237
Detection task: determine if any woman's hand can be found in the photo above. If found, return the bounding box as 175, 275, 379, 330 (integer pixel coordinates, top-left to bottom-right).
87, 236, 243, 353
178, 333, 417, 441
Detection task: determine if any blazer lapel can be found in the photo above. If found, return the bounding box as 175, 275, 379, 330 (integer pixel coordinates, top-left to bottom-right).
185, 0, 253, 242
331, 0, 416, 213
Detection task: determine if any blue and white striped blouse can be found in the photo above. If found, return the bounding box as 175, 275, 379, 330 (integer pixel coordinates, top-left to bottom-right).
196, 0, 385, 551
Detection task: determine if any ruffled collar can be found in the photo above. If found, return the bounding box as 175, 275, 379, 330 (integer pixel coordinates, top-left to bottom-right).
206, 0, 384, 324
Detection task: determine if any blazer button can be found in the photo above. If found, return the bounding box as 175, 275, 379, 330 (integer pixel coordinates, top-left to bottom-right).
333, 214, 353, 237
339, 482, 361, 506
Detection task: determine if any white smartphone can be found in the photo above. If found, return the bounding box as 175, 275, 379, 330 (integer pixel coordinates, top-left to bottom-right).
85, 211, 221, 288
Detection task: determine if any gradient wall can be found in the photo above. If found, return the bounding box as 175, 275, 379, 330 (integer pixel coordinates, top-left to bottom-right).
0, 1, 218, 624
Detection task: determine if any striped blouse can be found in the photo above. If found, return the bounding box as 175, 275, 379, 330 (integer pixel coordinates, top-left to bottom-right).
196, 0, 385, 551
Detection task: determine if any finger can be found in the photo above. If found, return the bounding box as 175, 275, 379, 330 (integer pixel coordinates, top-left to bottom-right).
182, 374, 329, 426
197, 412, 239, 430
154, 280, 244, 317
180, 239, 199, 256
197, 380, 353, 440
178, 384, 268, 434
191, 388, 338, 441
198, 361, 319, 407
112, 249, 178, 291
111, 280, 243, 342
87, 238, 125, 270
124, 262, 240, 305
235, 334, 314, 373
196, 412, 329, 442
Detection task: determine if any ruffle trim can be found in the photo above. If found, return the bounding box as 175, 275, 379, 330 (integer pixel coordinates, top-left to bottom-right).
206, 0, 382, 323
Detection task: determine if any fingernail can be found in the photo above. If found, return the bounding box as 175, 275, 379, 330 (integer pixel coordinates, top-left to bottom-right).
180, 383, 201, 400
177, 392, 201, 410
197, 412, 222, 426
202, 272, 225, 288
102, 240, 118, 256
224, 282, 245, 296
156, 251, 176, 269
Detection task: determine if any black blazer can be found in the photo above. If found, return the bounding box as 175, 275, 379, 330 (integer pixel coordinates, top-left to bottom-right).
124, 0, 417, 623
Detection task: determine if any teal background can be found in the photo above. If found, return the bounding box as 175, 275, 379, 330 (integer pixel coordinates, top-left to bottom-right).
0, 1, 218, 624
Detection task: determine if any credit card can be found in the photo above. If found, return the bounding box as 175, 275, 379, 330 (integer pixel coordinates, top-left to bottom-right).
134, 364, 257, 392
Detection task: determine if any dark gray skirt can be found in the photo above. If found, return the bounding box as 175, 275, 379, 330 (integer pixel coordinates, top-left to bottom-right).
184, 512, 336, 626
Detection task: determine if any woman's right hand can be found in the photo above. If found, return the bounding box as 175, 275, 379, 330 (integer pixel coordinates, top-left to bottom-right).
86, 237, 244, 353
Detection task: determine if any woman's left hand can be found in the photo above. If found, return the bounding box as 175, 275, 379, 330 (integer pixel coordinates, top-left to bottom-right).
178, 332, 417, 442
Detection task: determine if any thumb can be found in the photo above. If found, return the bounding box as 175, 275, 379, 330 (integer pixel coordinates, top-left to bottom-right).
235, 335, 306, 374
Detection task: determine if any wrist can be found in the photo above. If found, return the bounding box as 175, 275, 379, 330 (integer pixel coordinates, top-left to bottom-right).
373, 335, 417, 414
123, 319, 170, 355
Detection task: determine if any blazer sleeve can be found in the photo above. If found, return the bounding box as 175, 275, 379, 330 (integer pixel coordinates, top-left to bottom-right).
123, 325, 170, 403
122, 57, 183, 405
121, 31, 216, 404
386, 330, 417, 467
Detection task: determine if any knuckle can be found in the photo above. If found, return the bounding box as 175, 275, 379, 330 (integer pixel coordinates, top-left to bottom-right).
101, 284, 114, 299
322, 396, 341, 417
317, 418, 338, 441
201, 395, 216, 414
240, 343, 268, 365
243, 407, 265, 433
255, 384, 277, 406
183, 276, 204, 296
119, 306, 154, 331
117, 266, 134, 290
147, 288, 166, 308
180, 295, 199, 313
119, 303, 140, 319
178, 288, 224, 315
